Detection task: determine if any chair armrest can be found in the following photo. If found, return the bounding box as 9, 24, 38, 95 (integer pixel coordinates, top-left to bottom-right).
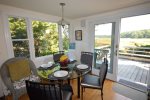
4, 77, 15, 93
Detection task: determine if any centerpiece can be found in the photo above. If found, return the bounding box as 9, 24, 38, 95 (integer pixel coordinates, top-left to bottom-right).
59, 55, 69, 67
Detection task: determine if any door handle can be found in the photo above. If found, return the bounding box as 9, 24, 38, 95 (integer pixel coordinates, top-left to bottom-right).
116, 45, 118, 56
116, 50, 118, 56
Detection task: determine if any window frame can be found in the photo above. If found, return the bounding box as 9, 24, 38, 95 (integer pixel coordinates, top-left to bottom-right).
5, 15, 70, 59
6, 15, 31, 58
61, 25, 70, 51
31, 19, 60, 57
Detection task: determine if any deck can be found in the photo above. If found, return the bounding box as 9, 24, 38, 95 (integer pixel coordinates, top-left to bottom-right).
118, 59, 150, 85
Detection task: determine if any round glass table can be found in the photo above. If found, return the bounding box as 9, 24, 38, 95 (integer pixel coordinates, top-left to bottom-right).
37, 63, 91, 98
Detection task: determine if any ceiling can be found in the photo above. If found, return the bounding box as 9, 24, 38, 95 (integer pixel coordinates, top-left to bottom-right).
0, 0, 150, 19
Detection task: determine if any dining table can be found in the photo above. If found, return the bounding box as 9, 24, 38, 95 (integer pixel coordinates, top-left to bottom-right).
37, 62, 91, 98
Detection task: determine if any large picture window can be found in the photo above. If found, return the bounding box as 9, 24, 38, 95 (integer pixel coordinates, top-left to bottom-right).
8, 16, 30, 57
8, 17, 68, 58
32, 20, 59, 57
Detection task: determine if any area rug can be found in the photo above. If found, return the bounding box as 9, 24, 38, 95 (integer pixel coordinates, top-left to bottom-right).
118, 79, 147, 93
113, 83, 147, 100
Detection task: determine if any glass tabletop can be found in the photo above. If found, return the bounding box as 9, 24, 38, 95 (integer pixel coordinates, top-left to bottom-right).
37, 63, 91, 81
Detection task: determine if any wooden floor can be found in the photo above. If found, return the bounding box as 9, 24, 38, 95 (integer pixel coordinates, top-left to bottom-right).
118, 59, 150, 84
5, 80, 131, 100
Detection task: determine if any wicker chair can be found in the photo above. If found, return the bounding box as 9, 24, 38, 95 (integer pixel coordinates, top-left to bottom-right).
0, 57, 38, 100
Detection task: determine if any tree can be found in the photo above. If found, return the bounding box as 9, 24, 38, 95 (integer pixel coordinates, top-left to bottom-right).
62, 25, 69, 51
32, 21, 59, 57
9, 17, 30, 57
120, 29, 150, 38
9, 17, 59, 57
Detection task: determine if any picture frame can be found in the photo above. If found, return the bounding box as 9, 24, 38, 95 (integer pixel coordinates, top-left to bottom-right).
69, 43, 75, 49
75, 30, 82, 41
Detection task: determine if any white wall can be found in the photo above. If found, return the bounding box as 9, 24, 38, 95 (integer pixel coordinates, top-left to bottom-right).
0, 11, 9, 97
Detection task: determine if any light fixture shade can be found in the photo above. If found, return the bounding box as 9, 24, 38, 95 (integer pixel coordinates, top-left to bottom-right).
58, 3, 70, 28
58, 19, 70, 28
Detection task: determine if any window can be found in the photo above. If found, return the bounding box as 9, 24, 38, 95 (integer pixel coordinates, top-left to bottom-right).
32, 20, 59, 57
61, 25, 69, 51
8, 16, 30, 57
8, 17, 68, 58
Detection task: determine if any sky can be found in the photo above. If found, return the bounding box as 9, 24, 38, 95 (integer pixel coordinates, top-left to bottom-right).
121, 14, 150, 32
95, 23, 112, 36
95, 14, 150, 36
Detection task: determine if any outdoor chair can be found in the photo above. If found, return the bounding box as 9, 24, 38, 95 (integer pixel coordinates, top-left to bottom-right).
0, 57, 39, 100
94, 49, 109, 69
81, 62, 108, 100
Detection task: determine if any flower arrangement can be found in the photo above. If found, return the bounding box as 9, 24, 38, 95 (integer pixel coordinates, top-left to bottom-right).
59, 55, 69, 66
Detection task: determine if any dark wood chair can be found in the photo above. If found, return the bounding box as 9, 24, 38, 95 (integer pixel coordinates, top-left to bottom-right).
53, 51, 64, 63
81, 61, 108, 100
25, 80, 73, 100
80, 51, 93, 71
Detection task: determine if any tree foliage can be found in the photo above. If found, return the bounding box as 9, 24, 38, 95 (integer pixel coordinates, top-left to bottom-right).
9, 17, 61, 57
9, 17, 30, 57
32, 21, 59, 57
120, 29, 150, 38
62, 25, 69, 51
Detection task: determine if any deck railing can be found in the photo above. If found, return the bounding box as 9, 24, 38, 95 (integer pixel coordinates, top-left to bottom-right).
95, 46, 150, 62
119, 46, 150, 62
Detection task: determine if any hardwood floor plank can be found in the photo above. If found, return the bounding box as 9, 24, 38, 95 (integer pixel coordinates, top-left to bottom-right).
5, 80, 130, 100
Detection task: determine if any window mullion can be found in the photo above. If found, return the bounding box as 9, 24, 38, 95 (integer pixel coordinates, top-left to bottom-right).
8, 16, 30, 58
12, 39, 29, 41
58, 25, 63, 51
5, 15, 14, 57
26, 18, 35, 60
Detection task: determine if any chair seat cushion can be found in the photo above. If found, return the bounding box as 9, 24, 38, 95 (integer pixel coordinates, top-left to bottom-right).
13, 75, 40, 90
81, 74, 101, 89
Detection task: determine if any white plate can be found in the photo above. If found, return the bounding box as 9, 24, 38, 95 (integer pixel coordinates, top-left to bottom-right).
77, 64, 88, 70
53, 70, 68, 77
48, 61, 54, 66
40, 64, 51, 68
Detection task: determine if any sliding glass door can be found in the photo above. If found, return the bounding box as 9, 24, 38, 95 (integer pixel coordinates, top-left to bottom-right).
118, 14, 150, 86
91, 20, 120, 81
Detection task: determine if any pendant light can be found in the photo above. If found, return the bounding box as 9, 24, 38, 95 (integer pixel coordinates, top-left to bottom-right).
58, 3, 70, 28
